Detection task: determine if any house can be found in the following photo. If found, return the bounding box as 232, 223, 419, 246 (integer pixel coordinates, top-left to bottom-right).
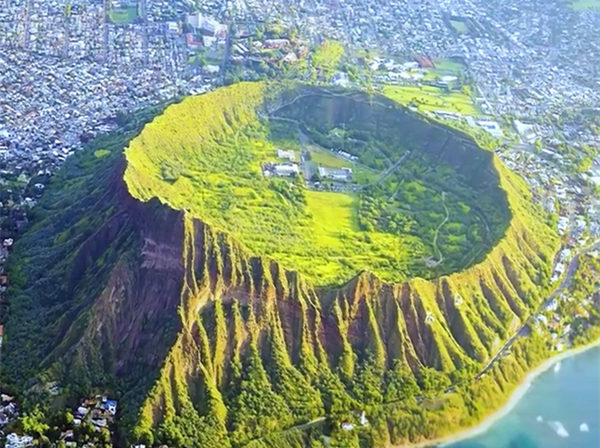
544, 298, 559, 312
274, 163, 299, 177
264, 39, 290, 50
60, 429, 75, 441
5, 433, 34, 448
331, 72, 349, 87
416, 56, 434, 68
91, 418, 108, 428
104, 399, 118, 416
337, 150, 359, 161
204, 65, 220, 75
282, 52, 298, 64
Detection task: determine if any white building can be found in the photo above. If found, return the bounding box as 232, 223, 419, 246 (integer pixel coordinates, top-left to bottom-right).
273, 163, 299, 177
318, 166, 352, 182
5, 433, 34, 448
277, 149, 296, 162
186, 13, 227, 37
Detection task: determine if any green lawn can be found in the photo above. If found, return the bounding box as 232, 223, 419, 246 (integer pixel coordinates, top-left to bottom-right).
307, 145, 379, 184
433, 59, 466, 76
309, 146, 352, 169
382, 85, 480, 116
94, 149, 110, 159
568, 0, 600, 10
108, 6, 138, 24
449, 20, 469, 34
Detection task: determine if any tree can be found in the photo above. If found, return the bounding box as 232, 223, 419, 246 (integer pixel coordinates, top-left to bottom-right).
384, 361, 419, 402
312, 41, 344, 80
21, 407, 49, 438
577, 156, 593, 173
418, 367, 451, 397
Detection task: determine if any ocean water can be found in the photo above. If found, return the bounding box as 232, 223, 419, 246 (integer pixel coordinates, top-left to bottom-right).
444, 347, 600, 448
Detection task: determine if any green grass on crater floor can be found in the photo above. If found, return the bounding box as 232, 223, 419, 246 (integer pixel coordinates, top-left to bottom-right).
124, 82, 507, 285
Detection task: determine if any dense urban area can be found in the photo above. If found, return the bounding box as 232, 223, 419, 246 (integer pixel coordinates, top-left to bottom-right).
0, 0, 599, 447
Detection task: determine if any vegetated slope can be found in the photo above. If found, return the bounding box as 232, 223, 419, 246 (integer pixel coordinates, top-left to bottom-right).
0, 84, 558, 448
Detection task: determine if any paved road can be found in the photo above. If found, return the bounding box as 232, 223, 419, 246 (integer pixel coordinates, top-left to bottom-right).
371, 150, 411, 186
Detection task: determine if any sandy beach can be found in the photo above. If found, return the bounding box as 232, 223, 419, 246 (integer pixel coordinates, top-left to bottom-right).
390, 339, 600, 448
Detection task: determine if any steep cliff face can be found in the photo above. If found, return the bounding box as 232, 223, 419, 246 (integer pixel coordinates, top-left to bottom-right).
123, 155, 555, 447
1, 85, 558, 448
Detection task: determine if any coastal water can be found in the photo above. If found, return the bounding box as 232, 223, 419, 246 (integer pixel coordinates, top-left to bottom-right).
444, 347, 600, 448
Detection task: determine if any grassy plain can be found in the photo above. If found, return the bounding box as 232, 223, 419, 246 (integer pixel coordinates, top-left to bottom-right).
382, 85, 480, 116
108, 6, 138, 24
433, 59, 466, 76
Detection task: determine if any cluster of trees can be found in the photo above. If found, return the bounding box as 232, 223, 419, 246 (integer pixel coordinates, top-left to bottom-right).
311, 41, 345, 81
358, 190, 415, 235
269, 178, 306, 209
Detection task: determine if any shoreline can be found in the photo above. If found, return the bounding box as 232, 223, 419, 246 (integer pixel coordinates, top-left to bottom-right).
392, 338, 600, 448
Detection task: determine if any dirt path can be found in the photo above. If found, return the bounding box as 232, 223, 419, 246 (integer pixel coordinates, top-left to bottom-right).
431, 191, 450, 264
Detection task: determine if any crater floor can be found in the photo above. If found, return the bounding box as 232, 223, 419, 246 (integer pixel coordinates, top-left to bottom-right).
124, 83, 511, 285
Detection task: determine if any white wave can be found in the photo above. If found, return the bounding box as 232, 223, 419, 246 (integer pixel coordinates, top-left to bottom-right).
554, 361, 561, 373
580, 423, 589, 432
549, 421, 569, 438
536, 415, 543, 422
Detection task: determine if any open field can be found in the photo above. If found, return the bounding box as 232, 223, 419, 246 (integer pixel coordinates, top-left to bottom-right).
433, 59, 466, 76
308, 146, 351, 168
382, 84, 480, 116
108, 6, 138, 24
449, 19, 469, 34
306, 145, 378, 184
568, 0, 600, 10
